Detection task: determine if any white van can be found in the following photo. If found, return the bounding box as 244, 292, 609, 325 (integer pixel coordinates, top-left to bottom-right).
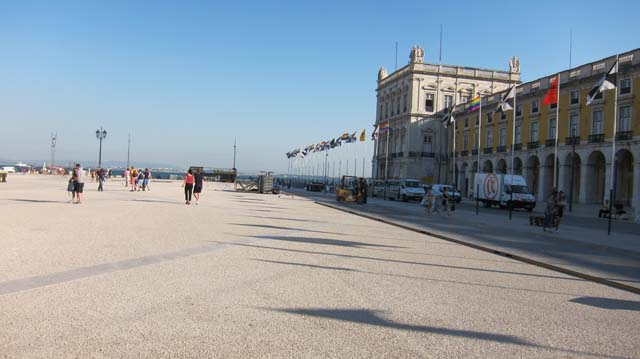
398, 179, 426, 202
474, 173, 536, 211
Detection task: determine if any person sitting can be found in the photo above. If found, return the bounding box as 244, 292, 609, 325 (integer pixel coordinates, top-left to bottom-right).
614, 202, 627, 219
598, 200, 610, 218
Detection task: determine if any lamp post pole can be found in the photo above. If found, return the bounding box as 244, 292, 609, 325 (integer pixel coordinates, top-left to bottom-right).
96, 127, 107, 168
569, 127, 576, 212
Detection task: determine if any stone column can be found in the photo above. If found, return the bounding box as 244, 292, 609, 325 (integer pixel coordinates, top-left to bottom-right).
579, 162, 589, 204
538, 165, 547, 202
633, 160, 640, 222
604, 162, 613, 203
557, 162, 566, 193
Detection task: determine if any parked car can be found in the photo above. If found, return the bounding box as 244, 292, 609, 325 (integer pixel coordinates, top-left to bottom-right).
371, 180, 386, 198
430, 184, 462, 203
384, 180, 401, 200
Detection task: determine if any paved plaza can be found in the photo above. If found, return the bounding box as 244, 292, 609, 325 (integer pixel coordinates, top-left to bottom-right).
1, 175, 639, 358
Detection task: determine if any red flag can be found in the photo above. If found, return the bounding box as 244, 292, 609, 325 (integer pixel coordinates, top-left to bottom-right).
543, 75, 559, 105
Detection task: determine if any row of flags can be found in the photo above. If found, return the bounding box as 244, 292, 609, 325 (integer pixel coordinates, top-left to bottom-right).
438, 58, 618, 127
286, 129, 367, 158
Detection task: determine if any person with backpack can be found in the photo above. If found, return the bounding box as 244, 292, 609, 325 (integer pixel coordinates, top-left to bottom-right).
182, 169, 195, 205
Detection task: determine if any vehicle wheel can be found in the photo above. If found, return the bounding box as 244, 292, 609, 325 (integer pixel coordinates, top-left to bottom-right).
499, 203, 506, 209
484, 201, 492, 208
402, 195, 407, 202
526, 207, 533, 212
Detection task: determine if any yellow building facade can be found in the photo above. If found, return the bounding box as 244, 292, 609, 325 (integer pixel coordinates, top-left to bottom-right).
451, 49, 640, 220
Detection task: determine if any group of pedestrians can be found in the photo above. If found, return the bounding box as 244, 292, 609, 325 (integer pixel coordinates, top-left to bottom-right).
422, 187, 454, 216
124, 167, 152, 192
543, 189, 567, 232
67, 163, 85, 204
182, 168, 204, 205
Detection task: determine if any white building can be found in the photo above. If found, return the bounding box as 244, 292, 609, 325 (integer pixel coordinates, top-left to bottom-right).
373, 45, 520, 182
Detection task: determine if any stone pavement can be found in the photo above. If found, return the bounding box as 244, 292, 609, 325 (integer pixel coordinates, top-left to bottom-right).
1, 174, 639, 358
289, 188, 640, 289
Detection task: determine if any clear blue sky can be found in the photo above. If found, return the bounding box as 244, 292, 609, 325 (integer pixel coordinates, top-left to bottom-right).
1, 0, 638, 172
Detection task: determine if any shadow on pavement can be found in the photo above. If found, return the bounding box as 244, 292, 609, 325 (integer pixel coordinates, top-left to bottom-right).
569, 297, 640, 311
229, 223, 344, 235
245, 215, 326, 223
8, 199, 67, 204
217, 241, 585, 282
252, 258, 587, 297
251, 235, 404, 249
264, 307, 627, 358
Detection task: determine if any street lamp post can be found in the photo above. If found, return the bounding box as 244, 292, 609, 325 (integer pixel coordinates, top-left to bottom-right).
569, 127, 576, 212
96, 127, 107, 168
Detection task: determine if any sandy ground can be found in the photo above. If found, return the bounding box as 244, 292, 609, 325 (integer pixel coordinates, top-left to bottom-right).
1, 174, 639, 358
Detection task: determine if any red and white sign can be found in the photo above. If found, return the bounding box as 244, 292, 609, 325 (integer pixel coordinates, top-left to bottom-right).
483, 173, 499, 200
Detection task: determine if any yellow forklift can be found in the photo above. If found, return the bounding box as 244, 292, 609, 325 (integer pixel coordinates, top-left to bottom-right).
336, 176, 367, 204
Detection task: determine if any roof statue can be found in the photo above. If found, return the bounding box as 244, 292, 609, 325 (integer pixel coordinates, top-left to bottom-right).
410, 45, 425, 64
510, 56, 520, 74
378, 66, 388, 81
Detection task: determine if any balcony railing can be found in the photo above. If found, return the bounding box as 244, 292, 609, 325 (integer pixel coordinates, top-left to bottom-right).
483, 147, 493, 154
421, 152, 435, 158
461, 150, 469, 157
496, 145, 506, 153
616, 131, 633, 141
545, 139, 556, 147
527, 141, 539, 149
472, 149, 479, 155
565, 136, 580, 145
513, 143, 522, 151
588, 134, 605, 143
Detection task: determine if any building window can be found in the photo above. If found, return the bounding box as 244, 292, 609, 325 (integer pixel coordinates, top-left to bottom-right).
515, 123, 522, 144
475, 116, 479, 127
620, 78, 631, 95
569, 114, 580, 136
464, 118, 469, 128
487, 112, 493, 123
444, 95, 453, 109
486, 129, 493, 147
499, 127, 506, 146
549, 118, 557, 140
424, 135, 432, 144
463, 132, 469, 150
516, 104, 522, 117
592, 111, 604, 135
460, 94, 470, 104
531, 99, 539, 114
501, 111, 506, 120
385, 102, 389, 118
403, 94, 407, 112
425, 93, 434, 112
571, 90, 580, 105
396, 97, 400, 114
619, 106, 631, 132
530, 121, 539, 142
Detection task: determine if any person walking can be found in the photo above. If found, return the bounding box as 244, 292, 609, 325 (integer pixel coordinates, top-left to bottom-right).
124, 167, 130, 187
193, 168, 204, 205
423, 187, 434, 215
442, 187, 451, 216
136, 170, 144, 191
73, 163, 85, 204
543, 189, 557, 232
130, 167, 138, 191
67, 168, 77, 203
97, 168, 105, 192
142, 168, 151, 191
183, 169, 195, 205
555, 190, 566, 231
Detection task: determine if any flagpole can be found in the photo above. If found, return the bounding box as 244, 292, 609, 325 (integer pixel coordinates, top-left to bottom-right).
477, 97, 482, 174
363, 134, 367, 178
553, 74, 560, 187
608, 54, 619, 235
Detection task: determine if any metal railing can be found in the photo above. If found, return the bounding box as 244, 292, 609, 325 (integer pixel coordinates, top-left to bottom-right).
588, 134, 605, 143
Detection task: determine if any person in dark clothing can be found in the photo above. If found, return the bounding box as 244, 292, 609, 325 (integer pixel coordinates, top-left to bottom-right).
97, 168, 105, 192
193, 168, 204, 205
183, 169, 195, 205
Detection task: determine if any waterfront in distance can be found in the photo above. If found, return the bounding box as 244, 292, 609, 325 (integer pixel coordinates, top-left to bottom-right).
1, 174, 639, 358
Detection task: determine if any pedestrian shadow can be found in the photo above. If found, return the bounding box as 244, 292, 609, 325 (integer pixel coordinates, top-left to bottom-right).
8, 199, 67, 204
569, 296, 640, 311
131, 199, 182, 205
253, 259, 355, 272
251, 235, 404, 249
229, 223, 344, 235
